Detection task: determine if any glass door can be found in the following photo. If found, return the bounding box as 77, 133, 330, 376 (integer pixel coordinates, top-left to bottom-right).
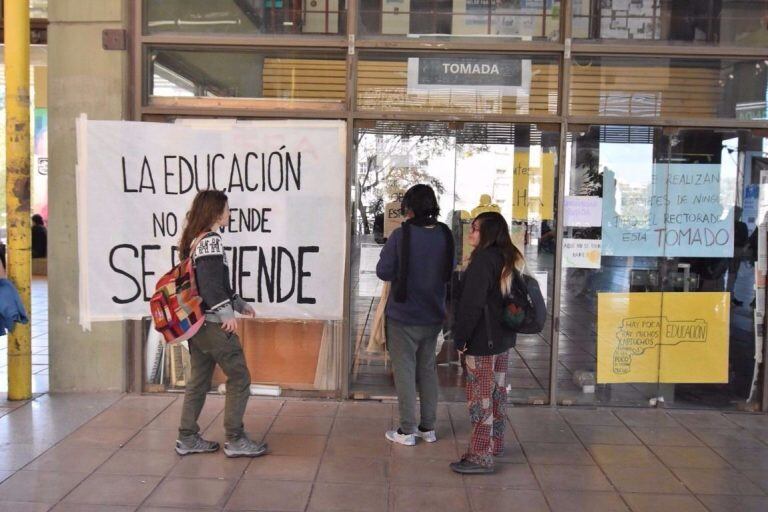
349, 121, 559, 404
559, 125, 666, 406
560, 126, 760, 409
657, 128, 754, 409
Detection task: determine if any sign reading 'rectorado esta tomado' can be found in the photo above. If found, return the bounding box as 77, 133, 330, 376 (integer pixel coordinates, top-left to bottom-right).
75, 117, 347, 328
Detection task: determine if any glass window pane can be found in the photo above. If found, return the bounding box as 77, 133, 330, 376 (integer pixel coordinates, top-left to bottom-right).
573, 0, 768, 47
570, 57, 768, 120
560, 125, 763, 408
146, 318, 340, 392
144, 0, 347, 35
148, 48, 346, 108
350, 121, 558, 404
30, 0, 47, 19
359, 0, 560, 40
559, 125, 665, 406
655, 130, 740, 406
0, 0, 47, 20
357, 53, 559, 116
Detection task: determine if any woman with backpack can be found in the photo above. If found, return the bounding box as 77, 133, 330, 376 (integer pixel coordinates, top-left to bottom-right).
450, 211, 523, 474
175, 190, 267, 458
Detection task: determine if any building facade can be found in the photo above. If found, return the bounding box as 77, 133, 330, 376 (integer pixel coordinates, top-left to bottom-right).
49, 0, 768, 410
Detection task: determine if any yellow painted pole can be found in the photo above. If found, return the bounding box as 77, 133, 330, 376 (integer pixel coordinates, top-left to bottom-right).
5, 0, 32, 400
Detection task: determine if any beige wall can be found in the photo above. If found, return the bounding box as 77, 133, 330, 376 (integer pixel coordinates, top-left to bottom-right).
48, 0, 129, 391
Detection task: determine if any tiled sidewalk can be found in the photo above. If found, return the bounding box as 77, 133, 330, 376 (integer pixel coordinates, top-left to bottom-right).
0, 394, 767, 511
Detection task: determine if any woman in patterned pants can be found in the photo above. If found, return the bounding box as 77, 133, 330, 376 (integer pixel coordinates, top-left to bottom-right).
450, 212, 522, 474
464, 351, 509, 467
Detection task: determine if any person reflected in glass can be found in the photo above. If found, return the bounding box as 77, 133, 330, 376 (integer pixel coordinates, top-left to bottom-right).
736, 7, 768, 45
31, 214, 47, 259
727, 207, 749, 306
538, 220, 555, 254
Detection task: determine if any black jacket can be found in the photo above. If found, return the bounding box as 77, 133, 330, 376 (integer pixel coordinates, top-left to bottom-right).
32, 225, 47, 258
453, 246, 515, 356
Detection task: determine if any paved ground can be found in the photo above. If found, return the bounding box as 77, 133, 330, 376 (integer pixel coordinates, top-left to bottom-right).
0, 394, 768, 511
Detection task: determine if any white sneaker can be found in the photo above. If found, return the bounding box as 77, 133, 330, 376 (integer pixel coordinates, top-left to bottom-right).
415, 429, 437, 443
385, 429, 416, 446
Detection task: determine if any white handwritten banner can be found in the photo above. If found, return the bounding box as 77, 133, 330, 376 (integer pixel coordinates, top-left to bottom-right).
602, 164, 735, 258
76, 117, 347, 328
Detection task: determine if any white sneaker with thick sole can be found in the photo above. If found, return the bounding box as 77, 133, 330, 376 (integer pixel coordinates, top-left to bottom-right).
385, 429, 416, 446
415, 429, 437, 443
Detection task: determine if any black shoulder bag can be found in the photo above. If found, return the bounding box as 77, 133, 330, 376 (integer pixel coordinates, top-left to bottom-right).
501, 270, 547, 334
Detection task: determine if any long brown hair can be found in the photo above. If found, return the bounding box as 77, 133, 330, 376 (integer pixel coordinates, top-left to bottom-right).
470, 212, 524, 287
179, 190, 228, 259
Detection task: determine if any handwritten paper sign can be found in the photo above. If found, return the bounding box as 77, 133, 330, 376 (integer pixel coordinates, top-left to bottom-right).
384, 191, 406, 238
743, 184, 759, 233
602, 164, 734, 258
597, 292, 729, 383
76, 117, 347, 327
562, 238, 602, 269
512, 151, 555, 221
564, 196, 602, 227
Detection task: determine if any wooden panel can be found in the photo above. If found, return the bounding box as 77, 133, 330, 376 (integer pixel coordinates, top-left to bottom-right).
356, 62, 559, 115
213, 319, 324, 389
257, 58, 560, 114
569, 64, 721, 118
262, 58, 346, 101
150, 96, 345, 111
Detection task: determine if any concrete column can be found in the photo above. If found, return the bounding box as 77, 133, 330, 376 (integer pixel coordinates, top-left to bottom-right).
48, 0, 129, 391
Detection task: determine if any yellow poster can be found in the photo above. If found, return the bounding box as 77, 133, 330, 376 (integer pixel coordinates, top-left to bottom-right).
513, 151, 555, 221
597, 292, 729, 384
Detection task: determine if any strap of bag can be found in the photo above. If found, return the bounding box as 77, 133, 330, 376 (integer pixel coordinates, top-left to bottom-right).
187, 230, 214, 290
483, 304, 494, 350
512, 268, 533, 306
188, 231, 214, 264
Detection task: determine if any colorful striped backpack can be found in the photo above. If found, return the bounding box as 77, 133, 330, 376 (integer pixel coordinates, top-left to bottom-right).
149, 234, 208, 344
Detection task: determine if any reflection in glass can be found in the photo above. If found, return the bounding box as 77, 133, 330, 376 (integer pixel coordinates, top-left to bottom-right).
350, 122, 558, 404
359, 0, 560, 40
148, 49, 347, 104
145, 0, 347, 35
30, 0, 47, 18
570, 57, 768, 120
573, 0, 768, 47
561, 125, 765, 408
357, 53, 559, 116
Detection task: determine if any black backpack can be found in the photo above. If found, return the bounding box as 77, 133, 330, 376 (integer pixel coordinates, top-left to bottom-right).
501, 270, 547, 334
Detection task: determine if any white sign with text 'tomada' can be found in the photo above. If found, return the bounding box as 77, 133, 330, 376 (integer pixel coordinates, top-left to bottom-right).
406, 57, 532, 96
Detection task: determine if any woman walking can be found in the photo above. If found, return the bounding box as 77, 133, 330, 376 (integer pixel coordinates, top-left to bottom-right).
175, 190, 267, 458
450, 211, 523, 474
